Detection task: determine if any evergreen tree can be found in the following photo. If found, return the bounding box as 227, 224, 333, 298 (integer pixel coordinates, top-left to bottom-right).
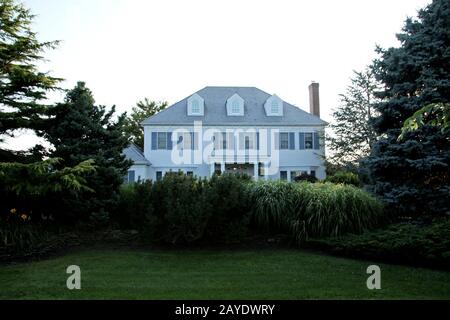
366, 0, 450, 217
123, 98, 167, 149
0, 0, 61, 160
400, 102, 450, 139
45, 82, 131, 222
0, 0, 96, 221
328, 68, 380, 168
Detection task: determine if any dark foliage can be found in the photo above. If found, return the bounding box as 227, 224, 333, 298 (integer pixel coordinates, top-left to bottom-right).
308, 218, 450, 269
43, 82, 131, 223
0, 0, 61, 161
293, 172, 318, 183
325, 171, 360, 186
366, 0, 450, 217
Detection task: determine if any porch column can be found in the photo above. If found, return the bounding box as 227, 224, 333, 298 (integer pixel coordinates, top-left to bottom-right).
253, 161, 259, 181
264, 163, 269, 180
210, 161, 215, 177
220, 162, 225, 174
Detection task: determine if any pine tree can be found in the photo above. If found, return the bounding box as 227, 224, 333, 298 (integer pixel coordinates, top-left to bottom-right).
123, 98, 167, 149
45, 82, 131, 222
0, 0, 61, 160
328, 68, 380, 168
0, 0, 96, 221
366, 0, 450, 217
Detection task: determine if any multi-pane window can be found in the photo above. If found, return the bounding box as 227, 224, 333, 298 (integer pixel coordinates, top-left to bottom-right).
177, 132, 191, 149
310, 170, 316, 178
191, 100, 200, 114
232, 100, 240, 114
123, 170, 135, 183
280, 133, 289, 149
304, 133, 313, 149
291, 170, 307, 181
258, 163, 265, 177
280, 171, 287, 180
156, 171, 163, 181
271, 100, 279, 114
245, 136, 250, 150
157, 132, 167, 149
187, 171, 194, 177
214, 132, 228, 150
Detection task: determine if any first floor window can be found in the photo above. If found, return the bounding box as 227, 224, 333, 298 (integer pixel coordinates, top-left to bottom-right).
156, 171, 163, 181
123, 170, 135, 183
187, 171, 194, 176
280, 171, 287, 180
310, 170, 316, 177
258, 162, 265, 177
214, 163, 221, 175
222, 132, 227, 149
126, 170, 135, 183
290, 170, 307, 181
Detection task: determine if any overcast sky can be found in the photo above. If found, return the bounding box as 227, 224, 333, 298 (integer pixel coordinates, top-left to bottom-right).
6, 0, 431, 150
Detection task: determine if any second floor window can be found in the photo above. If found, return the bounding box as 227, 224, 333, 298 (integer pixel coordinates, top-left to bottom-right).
280, 133, 289, 149
305, 133, 313, 149
157, 132, 167, 149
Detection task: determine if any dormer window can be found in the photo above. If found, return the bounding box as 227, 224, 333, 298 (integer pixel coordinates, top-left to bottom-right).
232, 100, 240, 114
187, 93, 204, 116
226, 93, 244, 116
271, 100, 279, 114
191, 100, 200, 114
264, 94, 283, 116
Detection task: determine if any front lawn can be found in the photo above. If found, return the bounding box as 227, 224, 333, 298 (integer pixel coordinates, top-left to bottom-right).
1, 249, 449, 299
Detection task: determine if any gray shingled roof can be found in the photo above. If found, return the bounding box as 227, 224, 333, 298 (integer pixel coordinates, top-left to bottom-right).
122, 143, 150, 165
141, 86, 327, 126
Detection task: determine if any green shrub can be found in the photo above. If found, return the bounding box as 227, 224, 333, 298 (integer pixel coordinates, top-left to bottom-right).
308, 218, 450, 268
0, 208, 49, 255
325, 171, 360, 186
146, 172, 211, 245
293, 172, 318, 183
204, 173, 251, 243
113, 180, 154, 229
248, 181, 386, 243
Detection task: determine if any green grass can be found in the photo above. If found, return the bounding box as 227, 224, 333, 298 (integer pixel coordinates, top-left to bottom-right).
0, 249, 449, 299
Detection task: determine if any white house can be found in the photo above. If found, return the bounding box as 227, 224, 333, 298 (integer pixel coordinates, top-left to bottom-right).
123, 84, 327, 183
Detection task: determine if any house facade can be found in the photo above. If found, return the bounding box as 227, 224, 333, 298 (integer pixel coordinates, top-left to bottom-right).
123, 84, 327, 182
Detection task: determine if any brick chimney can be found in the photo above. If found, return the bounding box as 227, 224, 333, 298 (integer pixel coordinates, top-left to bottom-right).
308, 82, 320, 117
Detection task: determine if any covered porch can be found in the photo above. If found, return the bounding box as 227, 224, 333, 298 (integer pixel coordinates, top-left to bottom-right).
208, 155, 270, 180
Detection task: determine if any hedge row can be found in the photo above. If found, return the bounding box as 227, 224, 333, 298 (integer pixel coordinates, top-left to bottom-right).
113, 173, 386, 245
307, 219, 450, 269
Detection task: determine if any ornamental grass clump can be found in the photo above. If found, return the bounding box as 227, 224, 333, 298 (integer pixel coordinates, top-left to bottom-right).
291, 182, 385, 243
247, 180, 297, 231
249, 181, 386, 243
